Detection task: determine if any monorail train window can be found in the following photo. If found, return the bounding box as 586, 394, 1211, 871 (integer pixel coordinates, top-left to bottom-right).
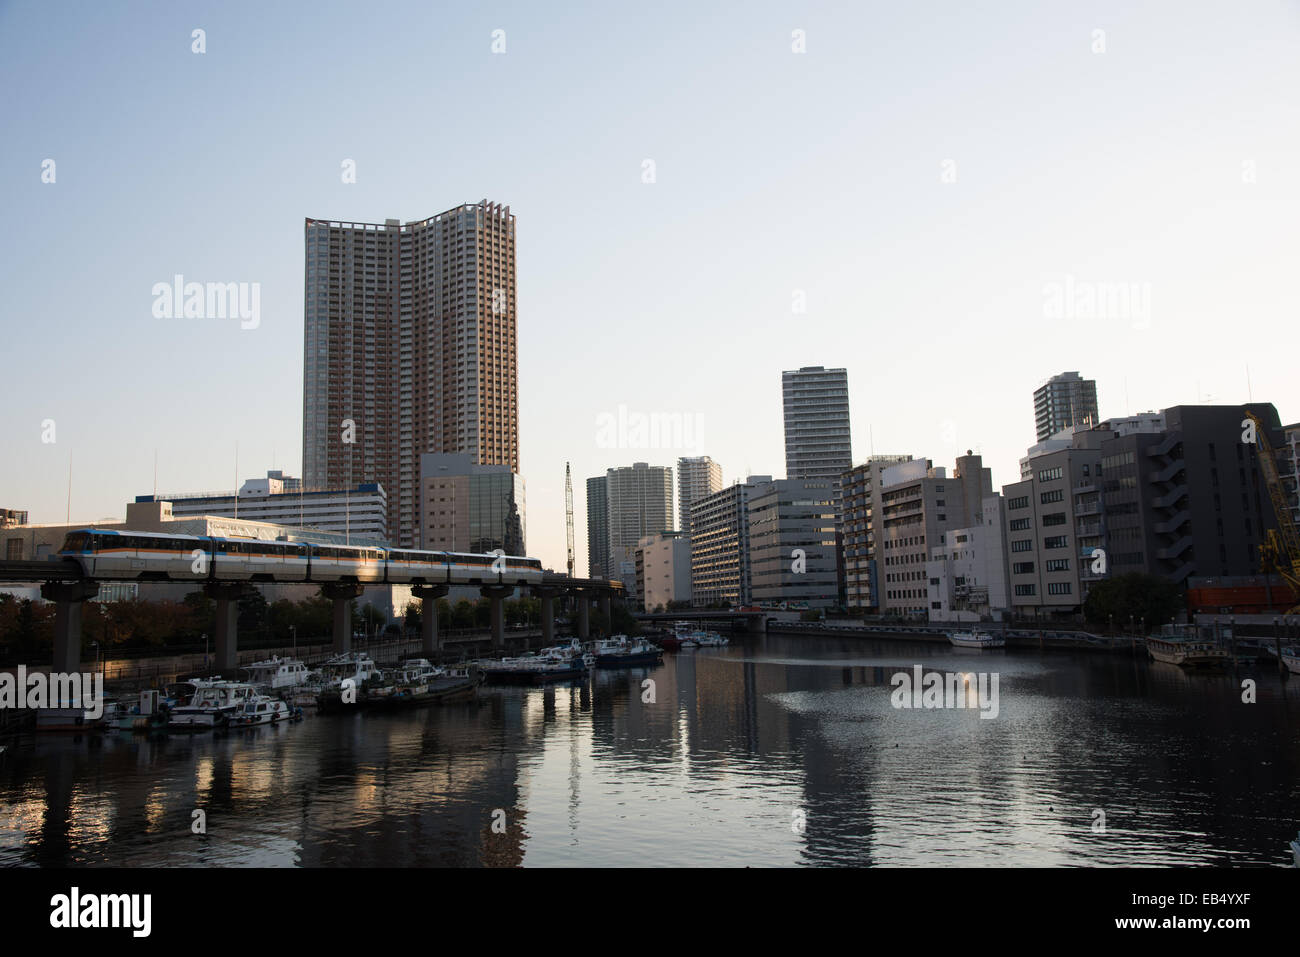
62, 533, 90, 552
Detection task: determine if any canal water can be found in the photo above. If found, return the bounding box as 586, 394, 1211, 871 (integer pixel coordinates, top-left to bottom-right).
2, 633, 1298, 867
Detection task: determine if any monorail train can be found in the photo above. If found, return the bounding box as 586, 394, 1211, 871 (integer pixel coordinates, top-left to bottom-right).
57, 529, 544, 587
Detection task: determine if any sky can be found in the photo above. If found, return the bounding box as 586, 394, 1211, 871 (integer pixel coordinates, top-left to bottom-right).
2, 0, 1299, 574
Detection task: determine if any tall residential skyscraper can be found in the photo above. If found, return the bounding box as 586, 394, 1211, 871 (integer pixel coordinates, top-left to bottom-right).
677, 455, 723, 532
586, 475, 609, 580
1033, 371, 1099, 443
782, 367, 852, 502
606, 463, 674, 597
302, 200, 518, 547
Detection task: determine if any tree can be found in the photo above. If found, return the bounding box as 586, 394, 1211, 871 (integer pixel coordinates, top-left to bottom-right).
1083, 573, 1184, 632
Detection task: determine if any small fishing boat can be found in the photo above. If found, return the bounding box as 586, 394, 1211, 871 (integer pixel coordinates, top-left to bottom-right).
947, 630, 1005, 649
1145, 636, 1230, 669
592, 635, 663, 668
479, 640, 591, 684
692, 631, 728, 647
659, 621, 698, 650
112, 690, 168, 733
241, 656, 312, 691
228, 695, 295, 727
1281, 648, 1300, 676
168, 681, 256, 730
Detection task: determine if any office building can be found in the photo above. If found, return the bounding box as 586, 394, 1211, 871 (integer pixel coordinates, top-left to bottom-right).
302, 200, 518, 548
689, 476, 770, 607
606, 463, 674, 598
782, 367, 852, 508
140, 471, 387, 542
1033, 371, 1099, 443
418, 453, 524, 555
586, 475, 609, 580
878, 453, 992, 617
748, 479, 839, 609
1098, 404, 1283, 584
677, 455, 723, 532
925, 494, 1010, 622
840, 455, 913, 612
635, 530, 692, 611
1001, 430, 1108, 618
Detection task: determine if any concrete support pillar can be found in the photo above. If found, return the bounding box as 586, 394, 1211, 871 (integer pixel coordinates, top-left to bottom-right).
600, 594, 612, 634
481, 586, 512, 649
41, 581, 99, 677
203, 582, 248, 675
539, 591, 556, 646
321, 583, 364, 653
533, 586, 564, 649
576, 594, 590, 639
412, 585, 450, 657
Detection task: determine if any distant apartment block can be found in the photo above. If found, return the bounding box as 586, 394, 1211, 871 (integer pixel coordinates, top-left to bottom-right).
1283, 422, 1300, 530
840, 455, 913, 612
878, 453, 992, 617
1, 509, 28, 531
689, 477, 770, 607
418, 453, 524, 555
1033, 371, 1099, 443
606, 463, 674, 598
138, 471, 387, 542
1097, 404, 1282, 585
677, 455, 723, 532
586, 475, 610, 580
635, 530, 692, 611
1001, 430, 1108, 618
302, 200, 518, 548
782, 367, 852, 509
925, 494, 1009, 622
748, 479, 839, 609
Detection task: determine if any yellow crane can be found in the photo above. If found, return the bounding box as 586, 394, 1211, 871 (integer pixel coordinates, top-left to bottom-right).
1244, 410, 1300, 614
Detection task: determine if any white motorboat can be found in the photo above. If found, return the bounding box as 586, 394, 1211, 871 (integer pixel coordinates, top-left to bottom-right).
591, 635, 663, 667
228, 694, 294, 727
241, 656, 312, 690
692, 631, 728, 647
947, 630, 1006, 649
1145, 636, 1230, 669
1281, 648, 1300, 676
168, 681, 257, 730
317, 652, 382, 689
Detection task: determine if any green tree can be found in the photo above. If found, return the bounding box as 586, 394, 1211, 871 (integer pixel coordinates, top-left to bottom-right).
1083, 573, 1184, 632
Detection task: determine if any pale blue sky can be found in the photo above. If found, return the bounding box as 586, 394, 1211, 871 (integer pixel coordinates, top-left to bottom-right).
2, 0, 1298, 572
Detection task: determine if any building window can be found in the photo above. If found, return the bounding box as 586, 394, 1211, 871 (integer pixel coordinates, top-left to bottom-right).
1040, 489, 1064, 504
1015, 584, 1037, 596
1043, 536, 1068, 549
1047, 582, 1072, 595
1013, 561, 1034, 574
1045, 558, 1070, 572
1037, 466, 1063, 483
1012, 539, 1033, 552
1008, 496, 1029, 510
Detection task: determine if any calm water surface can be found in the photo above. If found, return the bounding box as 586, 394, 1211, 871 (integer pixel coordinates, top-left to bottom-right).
3, 633, 1298, 866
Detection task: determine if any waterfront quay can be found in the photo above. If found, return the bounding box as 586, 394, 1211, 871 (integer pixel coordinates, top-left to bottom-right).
2, 631, 1298, 867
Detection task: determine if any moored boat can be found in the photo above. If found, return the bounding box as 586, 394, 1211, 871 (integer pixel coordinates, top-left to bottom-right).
947, 630, 1006, 649
228, 694, 295, 727
1145, 636, 1231, 669
241, 656, 312, 691
592, 635, 663, 668
479, 640, 591, 684
1281, 648, 1300, 676
168, 681, 257, 730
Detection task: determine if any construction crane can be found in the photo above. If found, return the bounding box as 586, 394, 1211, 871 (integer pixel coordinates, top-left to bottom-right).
565, 462, 575, 578
1244, 410, 1300, 613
